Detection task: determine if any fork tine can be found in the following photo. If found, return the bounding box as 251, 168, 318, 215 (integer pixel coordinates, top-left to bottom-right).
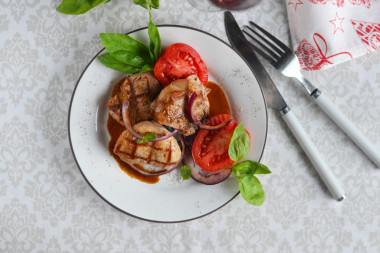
243, 29, 280, 62
243, 35, 276, 62
248, 21, 291, 53
243, 25, 283, 58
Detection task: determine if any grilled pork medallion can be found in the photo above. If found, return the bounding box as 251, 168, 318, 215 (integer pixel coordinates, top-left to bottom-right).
114, 121, 182, 171
107, 72, 162, 126
153, 75, 210, 136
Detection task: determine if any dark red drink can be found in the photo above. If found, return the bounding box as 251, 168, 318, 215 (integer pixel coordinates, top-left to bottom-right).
210, 0, 260, 10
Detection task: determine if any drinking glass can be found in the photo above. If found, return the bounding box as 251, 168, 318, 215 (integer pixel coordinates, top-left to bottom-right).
189, 0, 261, 11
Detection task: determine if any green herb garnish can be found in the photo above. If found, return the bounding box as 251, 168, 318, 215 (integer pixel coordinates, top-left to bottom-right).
228, 123, 250, 162
228, 123, 271, 206
137, 133, 157, 144
179, 165, 192, 180
57, 0, 161, 74
99, 0, 160, 73
231, 161, 271, 206
57, 0, 111, 15
98, 33, 154, 73
99, 1, 160, 73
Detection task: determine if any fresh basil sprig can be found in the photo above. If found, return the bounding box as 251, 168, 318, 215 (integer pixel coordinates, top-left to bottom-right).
136, 0, 161, 63
179, 165, 192, 180
229, 123, 250, 162
57, 0, 159, 15
228, 123, 271, 206
134, 0, 159, 10
136, 133, 157, 144
98, 33, 154, 73
134, 0, 161, 62
57, 0, 111, 15
98, 1, 161, 73
97, 53, 141, 74
57, 0, 161, 74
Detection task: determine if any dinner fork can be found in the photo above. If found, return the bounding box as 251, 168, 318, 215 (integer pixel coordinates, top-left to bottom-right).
242, 21, 380, 169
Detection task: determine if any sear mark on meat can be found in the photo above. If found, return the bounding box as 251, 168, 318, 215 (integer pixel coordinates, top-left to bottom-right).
153, 75, 210, 136
107, 72, 162, 126
114, 121, 181, 170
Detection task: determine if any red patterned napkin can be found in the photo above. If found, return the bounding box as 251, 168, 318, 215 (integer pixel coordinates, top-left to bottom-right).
286, 0, 380, 71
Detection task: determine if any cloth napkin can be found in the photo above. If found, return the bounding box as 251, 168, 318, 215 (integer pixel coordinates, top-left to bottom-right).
286, 0, 380, 71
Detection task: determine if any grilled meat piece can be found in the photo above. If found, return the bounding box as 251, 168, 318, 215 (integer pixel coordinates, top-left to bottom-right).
107, 72, 162, 126
153, 75, 210, 136
114, 121, 181, 170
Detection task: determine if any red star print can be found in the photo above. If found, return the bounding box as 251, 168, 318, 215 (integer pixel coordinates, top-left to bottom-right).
288, 0, 303, 11
329, 12, 345, 34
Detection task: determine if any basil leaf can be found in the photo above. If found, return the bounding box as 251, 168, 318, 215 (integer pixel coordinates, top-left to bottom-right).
99, 33, 153, 67
136, 133, 157, 144
239, 175, 265, 206
133, 0, 159, 10
232, 160, 271, 178
57, 0, 111, 15
97, 53, 140, 74
253, 162, 271, 174
179, 165, 192, 180
140, 64, 154, 73
228, 123, 250, 162
148, 19, 161, 62
232, 160, 255, 178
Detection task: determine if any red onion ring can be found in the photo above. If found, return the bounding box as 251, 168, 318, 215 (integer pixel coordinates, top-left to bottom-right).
124, 134, 186, 176
188, 92, 232, 130
191, 165, 232, 185
122, 101, 143, 140
122, 101, 178, 142
151, 129, 178, 142
188, 91, 199, 124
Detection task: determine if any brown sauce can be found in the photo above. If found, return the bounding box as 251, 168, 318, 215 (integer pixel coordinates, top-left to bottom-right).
207, 81, 231, 117
107, 80, 230, 184
107, 116, 159, 184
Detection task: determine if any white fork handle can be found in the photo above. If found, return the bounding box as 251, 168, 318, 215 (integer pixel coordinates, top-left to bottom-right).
281, 107, 346, 201
313, 91, 380, 168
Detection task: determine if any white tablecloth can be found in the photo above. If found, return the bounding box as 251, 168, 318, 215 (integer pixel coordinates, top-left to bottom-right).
1, 0, 380, 252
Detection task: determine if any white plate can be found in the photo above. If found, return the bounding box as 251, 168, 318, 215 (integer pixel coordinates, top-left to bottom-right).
68, 25, 268, 222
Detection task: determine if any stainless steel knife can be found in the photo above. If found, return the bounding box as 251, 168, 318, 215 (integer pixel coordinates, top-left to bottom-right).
224, 11, 346, 201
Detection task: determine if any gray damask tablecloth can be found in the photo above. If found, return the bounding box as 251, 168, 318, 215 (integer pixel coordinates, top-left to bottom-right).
1, 0, 380, 252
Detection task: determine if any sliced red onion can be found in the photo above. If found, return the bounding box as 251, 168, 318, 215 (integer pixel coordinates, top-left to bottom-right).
199, 118, 232, 131
191, 164, 232, 185
151, 129, 178, 142
124, 134, 186, 177
188, 92, 232, 130
121, 101, 178, 142
122, 101, 143, 140
188, 91, 199, 123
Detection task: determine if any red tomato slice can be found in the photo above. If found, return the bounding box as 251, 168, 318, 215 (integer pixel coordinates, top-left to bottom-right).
192, 114, 251, 172
154, 43, 208, 86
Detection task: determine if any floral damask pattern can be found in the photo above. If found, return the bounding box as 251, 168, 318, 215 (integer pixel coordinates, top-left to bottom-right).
140, 223, 200, 252
0, 117, 46, 188
26, 3, 87, 63
24, 155, 85, 227
0, 0, 379, 252
218, 207, 277, 252
24, 73, 72, 146
0, 14, 9, 31
0, 33, 47, 104
0, 97, 7, 114
64, 35, 103, 82
295, 205, 352, 252
0, 198, 45, 252
267, 159, 316, 229
0, 0, 39, 23
62, 199, 123, 252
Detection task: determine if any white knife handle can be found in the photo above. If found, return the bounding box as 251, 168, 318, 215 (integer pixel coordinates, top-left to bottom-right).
281, 107, 346, 201
313, 91, 380, 168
